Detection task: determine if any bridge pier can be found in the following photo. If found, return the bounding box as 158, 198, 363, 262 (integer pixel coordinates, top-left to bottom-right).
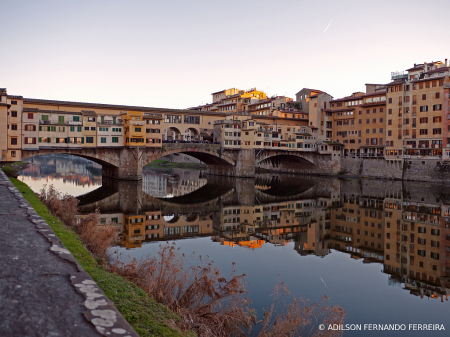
102, 147, 143, 181
207, 149, 256, 178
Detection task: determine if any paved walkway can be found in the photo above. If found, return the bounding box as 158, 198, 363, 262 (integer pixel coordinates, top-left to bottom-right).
0, 171, 138, 337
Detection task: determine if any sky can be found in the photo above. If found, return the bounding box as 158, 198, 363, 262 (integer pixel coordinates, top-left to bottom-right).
1, 0, 449, 109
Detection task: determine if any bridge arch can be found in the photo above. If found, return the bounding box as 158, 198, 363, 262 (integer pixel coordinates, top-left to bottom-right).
257, 152, 317, 174
21, 148, 121, 170
165, 127, 182, 141
184, 127, 200, 141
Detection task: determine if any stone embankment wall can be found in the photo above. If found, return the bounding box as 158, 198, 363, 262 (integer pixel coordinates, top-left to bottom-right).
341, 157, 450, 182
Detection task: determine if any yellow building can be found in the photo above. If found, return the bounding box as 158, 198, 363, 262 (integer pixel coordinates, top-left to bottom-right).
121, 111, 146, 146
81, 110, 98, 147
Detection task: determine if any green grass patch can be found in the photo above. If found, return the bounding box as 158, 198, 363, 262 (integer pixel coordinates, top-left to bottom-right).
1, 165, 14, 176
9, 177, 194, 337
146, 160, 207, 170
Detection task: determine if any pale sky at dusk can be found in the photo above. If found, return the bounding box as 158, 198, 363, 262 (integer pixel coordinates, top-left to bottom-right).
1, 0, 449, 109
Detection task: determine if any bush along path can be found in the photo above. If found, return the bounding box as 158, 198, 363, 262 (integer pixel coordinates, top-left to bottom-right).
2, 172, 191, 337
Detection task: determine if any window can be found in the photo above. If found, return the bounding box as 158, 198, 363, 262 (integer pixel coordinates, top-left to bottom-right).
388, 98, 392, 104
86, 137, 94, 143
84, 127, 89, 131
165, 115, 182, 123
11, 151, 16, 157
58, 116, 65, 124
419, 129, 428, 135
433, 104, 442, 111
41, 115, 49, 121
431, 252, 439, 260
184, 116, 200, 124
135, 127, 141, 132
11, 101, 17, 105
10, 138, 18, 145
112, 137, 119, 143
28, 113, 34, 119
90, 127, 95, 131
11, 111, 18, 117
433, 128, 441, 135
87, 117, 96, 122
420, 106, 428, 112
435, 92, 440, 99
70, 126, 75, 132
388, 130, 392, 136
101, 137, 106, 143
73, 116, 80, 122
11, 124, 17, 130
388, 120, 392, 125
77, 126, 82, 132
422, 94, 426, 100
420, 117, 428, 123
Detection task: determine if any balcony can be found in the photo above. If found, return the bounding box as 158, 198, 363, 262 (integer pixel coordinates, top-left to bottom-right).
68, 121, 83, 126
100, 120, 123, 125
130, 121, 145, 126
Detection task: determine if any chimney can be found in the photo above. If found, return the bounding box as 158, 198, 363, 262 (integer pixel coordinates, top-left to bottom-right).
446, 59, 449, 67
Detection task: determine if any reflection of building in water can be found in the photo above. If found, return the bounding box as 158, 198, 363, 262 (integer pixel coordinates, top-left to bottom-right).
143, 173, 168, 197
115, 211, 213, 249
384, 194, 450, 301
142, 169, 207, 198
20, 154, 102, 187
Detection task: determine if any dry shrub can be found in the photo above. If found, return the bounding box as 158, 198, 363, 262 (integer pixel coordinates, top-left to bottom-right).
38, 184, 345, 336
258, 282, 346, 337
112, 242, 255, 337
75, 210, 118, 259
39, 184, 78, 227
39, 184, 117, 259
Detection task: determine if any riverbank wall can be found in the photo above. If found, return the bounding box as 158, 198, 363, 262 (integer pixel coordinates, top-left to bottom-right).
340, 157, 450, 182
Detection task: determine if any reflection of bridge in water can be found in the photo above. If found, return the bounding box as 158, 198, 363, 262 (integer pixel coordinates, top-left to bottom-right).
77, 174, 334, 214
76, 174, 450, 302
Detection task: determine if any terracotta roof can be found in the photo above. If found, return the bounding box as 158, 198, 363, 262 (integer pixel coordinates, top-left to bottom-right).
23, 98, 227, 116
330, 95, 364, 103
384, 80, 405, 86
23, 108, 83, 115
81, 110, 97, 116
7, 95, 23, 99
363, 91, 387, 97
423, 67, 449, 75
411, 76, 445, 84
405, 66, 424, 72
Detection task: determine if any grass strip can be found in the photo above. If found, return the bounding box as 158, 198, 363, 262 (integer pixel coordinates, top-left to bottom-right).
146, 160, 207, 169
9, 177, 194, 337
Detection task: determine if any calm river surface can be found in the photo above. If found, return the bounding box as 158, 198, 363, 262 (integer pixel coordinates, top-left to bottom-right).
20, 154, 450, 336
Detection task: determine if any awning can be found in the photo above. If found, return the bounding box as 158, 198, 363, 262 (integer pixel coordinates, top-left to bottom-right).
200, 132, 213, 140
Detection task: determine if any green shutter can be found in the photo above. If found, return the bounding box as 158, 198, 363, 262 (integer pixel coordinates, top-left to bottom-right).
41, 115, 48, 121
38, 137, 42, 143
81, 137, 84, 144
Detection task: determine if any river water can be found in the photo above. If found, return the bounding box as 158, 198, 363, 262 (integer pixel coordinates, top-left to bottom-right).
19, 154, 450, 336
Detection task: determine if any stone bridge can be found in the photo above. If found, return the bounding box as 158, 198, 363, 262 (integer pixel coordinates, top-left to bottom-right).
256, 149, 340, 175
22, 144, 340, 180
22, 143, 255, 180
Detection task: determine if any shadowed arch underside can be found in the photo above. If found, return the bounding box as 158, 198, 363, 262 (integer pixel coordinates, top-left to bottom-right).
258, 154, 315, 171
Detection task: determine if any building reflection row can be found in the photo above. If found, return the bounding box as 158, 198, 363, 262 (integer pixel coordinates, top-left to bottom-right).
84, 186, 450, 303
